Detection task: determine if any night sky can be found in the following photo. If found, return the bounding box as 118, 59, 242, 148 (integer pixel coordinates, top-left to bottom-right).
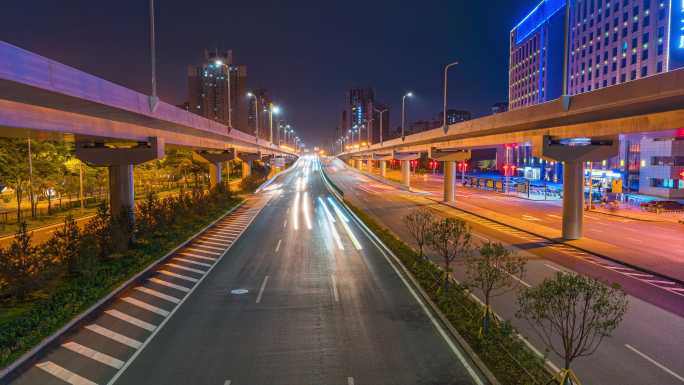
2, 0, 539, 147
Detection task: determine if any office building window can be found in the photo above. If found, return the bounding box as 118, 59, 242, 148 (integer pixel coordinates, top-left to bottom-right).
641, 66, 648, 77
657, 61, 663, 72
631, 69, 637, 80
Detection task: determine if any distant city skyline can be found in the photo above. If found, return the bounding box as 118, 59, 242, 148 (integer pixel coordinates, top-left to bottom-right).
1, 0, 540, 146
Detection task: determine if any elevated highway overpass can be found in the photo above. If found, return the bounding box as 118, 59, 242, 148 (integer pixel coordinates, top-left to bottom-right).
340, 68, 684, 239
0, 40, 297, 216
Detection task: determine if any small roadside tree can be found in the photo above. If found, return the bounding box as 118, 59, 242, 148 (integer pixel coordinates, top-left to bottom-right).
0, 222, 45, 300
403, 208, 435, 259
464, 241, 526, 334
516, 273, 628, 385
44, 215, 81, 274
428, 217, 471, 290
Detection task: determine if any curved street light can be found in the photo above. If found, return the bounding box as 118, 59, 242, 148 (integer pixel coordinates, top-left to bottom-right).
401, 92, 413, 141
442, 61, 459, 133
247, 92, 259, 142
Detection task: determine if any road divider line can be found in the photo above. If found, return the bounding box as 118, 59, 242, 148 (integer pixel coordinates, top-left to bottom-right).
256, 276, 270, 304
167, 263, 206, 274
347, 377, 355, 385
328, 198, 362, 250
62, 342, 125, 369
178, 252, 216, 261
185, 248, 222, 256
105, 309, 156, 332
121, 297, 170, 317
36, 361, 97, 385
135, 286, 181, 303
148, 277, 191, 292
173, 258, 211, 268
158, 270, 199, 283
191, 242, 228, 250
331, 274, 339, 302
85, 324, 142, 349
275, 239, 282, 253
625, 344, 684, 383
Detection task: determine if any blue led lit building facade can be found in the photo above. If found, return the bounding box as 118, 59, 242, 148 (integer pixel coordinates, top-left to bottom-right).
509, 0, 567, 110
568, 0, 684, 95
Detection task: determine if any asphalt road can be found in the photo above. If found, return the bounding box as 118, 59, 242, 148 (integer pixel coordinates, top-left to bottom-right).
112, 157, 483, 385
326, 158, 684, 385
10, 156, 485, 385
402, 171, 684, 282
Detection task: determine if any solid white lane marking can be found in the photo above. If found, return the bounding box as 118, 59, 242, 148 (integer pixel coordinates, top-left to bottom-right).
331, 275, 339, 302
185, 248, 221, 256
158, 270, 199, 283
105, 309, 156, 331
275, 239, 282, 253
347, 377, 355, 385
85, 324, 142, 349
644, 279, 676, 285
135, 286, 181, 303
224, 381, 231, 385
547, 214, 562, 219
62, 341, 125, 369
625, 344, 684, 383
256, 276, 270, 304
122, 297, 170, 317
178, 252, 216, 261
167, 263, 205, 274
36, 361, 98, 385
149, 277, 191, 292
174, 258, 212, 268
624, 272, 654, 278
283, 220, 287, 228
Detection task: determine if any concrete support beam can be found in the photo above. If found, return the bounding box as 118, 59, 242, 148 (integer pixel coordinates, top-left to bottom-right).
194, 149, 235, 188
393, 151, 421, 161
444, 160, 456, 203
75, 137, 164, 221
563, 160, 584, 240
242, 160, 252, 178
379, 160, 387, 177
401, 160, 411, 188
429, 148, 471, 162
109, 164, 135, 217
537, 135, 619, 240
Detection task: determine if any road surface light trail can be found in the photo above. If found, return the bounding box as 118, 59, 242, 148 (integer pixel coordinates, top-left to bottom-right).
292, 192, 300, 230
303, 192, 313, 230
328, 197, 362, 250
318, 197, 344, 250
326, 197, 349, 223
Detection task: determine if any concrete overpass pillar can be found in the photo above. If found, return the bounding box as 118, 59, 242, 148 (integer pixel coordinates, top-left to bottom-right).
108, 164, 135, 218
533, 135, 618, 240
242, 160, 252, 178
379, 160, 387, 177
367, 160, 374, 174
208, 162, 222, 188
75, 137, 164, 225
444, 160, 456, 203
401, 160, 411, 188
562, 160, 584, 240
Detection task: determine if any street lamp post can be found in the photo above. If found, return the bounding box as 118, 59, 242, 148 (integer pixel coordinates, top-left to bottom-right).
148, 0, 159, 111
442, 61, 459, 133
374, 106, 388, 146
247, 92, 259, 143
269, 104, 280, 144
401, 92, 413, 141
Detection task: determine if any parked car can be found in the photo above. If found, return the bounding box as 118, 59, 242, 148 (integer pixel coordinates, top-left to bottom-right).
640, 200, 684, 212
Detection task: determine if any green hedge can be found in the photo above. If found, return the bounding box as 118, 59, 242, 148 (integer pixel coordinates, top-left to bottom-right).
0, 189, 242, 368
346, 201, 552, 385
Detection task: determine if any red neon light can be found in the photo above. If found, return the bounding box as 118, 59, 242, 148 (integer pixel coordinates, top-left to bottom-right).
679, 170, 684, 180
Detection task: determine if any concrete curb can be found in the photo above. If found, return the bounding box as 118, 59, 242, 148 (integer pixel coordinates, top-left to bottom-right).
320, 166, 500, 385
0, 200, 245, 382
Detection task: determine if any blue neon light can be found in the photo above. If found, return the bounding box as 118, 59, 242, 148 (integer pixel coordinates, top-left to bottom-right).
514, 0, 566, 44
